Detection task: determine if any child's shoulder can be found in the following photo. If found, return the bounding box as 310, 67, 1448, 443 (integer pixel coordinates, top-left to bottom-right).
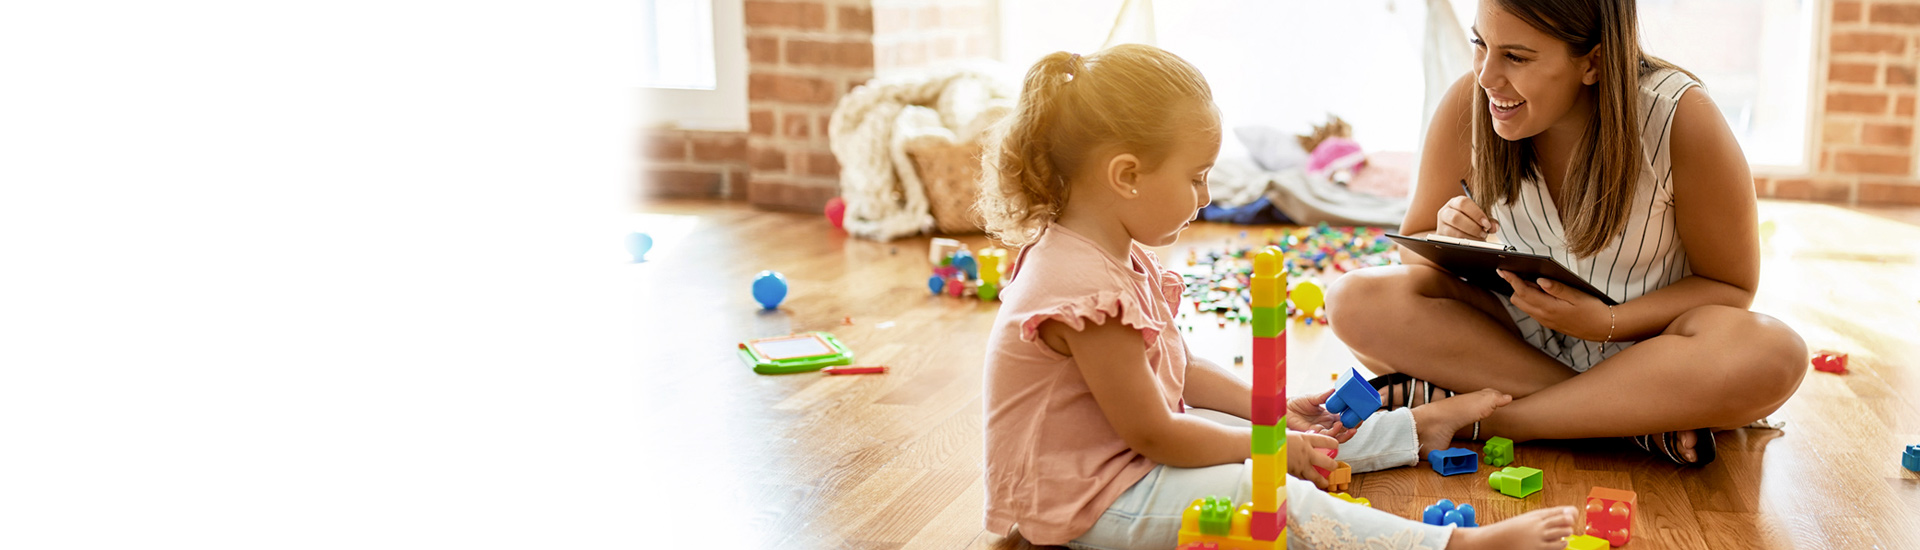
1003, 227, 1133, 298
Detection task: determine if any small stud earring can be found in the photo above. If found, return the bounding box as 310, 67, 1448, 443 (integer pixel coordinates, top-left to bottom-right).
1131, 189, 1139, 195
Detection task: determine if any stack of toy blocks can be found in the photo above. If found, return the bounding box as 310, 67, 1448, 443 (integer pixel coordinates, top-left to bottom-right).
1177, 246, 1287, 549
977, 248, 1006, 301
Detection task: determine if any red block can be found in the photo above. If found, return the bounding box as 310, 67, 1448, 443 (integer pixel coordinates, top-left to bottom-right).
1250, 510, 1280, 541
1252, 337, 1281, 395
1312, 447, 1339, 478
1812, 351, 1848, 374
1253, 394, 1280, 425
1583, 487, 1636, 547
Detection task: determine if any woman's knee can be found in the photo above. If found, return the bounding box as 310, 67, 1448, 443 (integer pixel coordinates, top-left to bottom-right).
1679, 306, 1808, 409
1325, 267, 1412, 345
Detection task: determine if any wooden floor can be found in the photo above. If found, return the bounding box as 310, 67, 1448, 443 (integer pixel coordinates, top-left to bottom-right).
638, 199, 1920, 549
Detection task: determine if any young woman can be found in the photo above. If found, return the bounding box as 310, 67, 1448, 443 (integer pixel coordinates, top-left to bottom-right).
1325, 0, 1808, 466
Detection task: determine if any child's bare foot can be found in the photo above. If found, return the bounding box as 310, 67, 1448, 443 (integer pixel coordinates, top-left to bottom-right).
1410, 389, 1511, 456
1448, 506, 1577, 550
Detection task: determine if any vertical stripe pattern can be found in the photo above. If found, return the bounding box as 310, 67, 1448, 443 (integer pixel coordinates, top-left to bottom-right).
1486, 68, 1699, 372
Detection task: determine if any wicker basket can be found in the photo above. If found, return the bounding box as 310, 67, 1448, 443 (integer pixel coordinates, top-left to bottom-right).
907, 140, 987, 235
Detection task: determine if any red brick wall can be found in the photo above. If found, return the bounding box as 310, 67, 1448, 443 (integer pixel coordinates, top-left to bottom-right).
872, 0, 995, 74
740, 0, 878, 212
1757, 0, 1920, 204
640, 0, 996, 211
641, 130, 750, 200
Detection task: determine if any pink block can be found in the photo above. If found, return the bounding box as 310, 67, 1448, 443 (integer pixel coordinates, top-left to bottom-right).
1312, 447, 1339, 477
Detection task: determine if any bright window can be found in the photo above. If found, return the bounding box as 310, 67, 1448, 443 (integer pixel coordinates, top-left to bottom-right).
640, 0, 718, 90
1640, 0, 1816, 170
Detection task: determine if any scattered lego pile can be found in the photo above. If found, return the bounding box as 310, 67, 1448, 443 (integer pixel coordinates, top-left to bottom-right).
1321, 368, 1641, 546
1179, 224, 1398, 329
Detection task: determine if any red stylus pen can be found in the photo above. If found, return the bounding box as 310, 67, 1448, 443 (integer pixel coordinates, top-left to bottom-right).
823, 365, 888, 375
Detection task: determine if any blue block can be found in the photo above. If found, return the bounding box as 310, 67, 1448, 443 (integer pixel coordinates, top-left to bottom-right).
1428, 447, 1479, 476
1421, 499, 1477, 527
1904, 444, 1920, 473
1323, 368, 1382, 428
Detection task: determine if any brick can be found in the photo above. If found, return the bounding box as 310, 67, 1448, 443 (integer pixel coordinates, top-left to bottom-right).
744, 1, 826, 30
875, 6, 912, 33
750, 110, 777, 136
786, 39, 874, 68
818, 113, 835, 138
1834, 151, 1913, 175
1835, 0, 1863, 23
750, 73, 840, 104
915, 6, 944, 30
748, 36, 780, 64
689, 133, 748, 162
1862, 123, 1914, 147
1825, 119, 1860, 145
1809, 179, 1855, 202
749, 145, 787, 171
836, 6, 873, 33
1830, 61, 1878, 84
783, 112, 811, 139
642, 133, 687, 162
807, 150, 841, 177
1899, 95, 1916, 116
644, 168, 725, 198
1890, 63, 1917, 87
1859, 181, 1920, 204
1831, 31, 1905, 54
1828, 91, 1889, 114
1771, 178, 1813, 200
1870, 3, 1920, 25
931, 36, 959, 60
749, 179, 839, 212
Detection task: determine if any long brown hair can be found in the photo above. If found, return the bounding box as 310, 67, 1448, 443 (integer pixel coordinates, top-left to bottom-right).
975, 44, 1213, 247
1469, 0, 1699, 257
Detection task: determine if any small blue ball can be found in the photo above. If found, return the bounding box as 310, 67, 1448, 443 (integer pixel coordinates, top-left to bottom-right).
627, 232, 653, 262
752, 270, 788, 309
928, 274, 945, 295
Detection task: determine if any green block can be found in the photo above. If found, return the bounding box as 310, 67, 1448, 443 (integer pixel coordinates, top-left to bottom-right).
1489, 466, 1543, 498
1250, 306, 1283, 338
978, 282, 998, 301
1199, 496, 1232, 535
1253, 425, 1280, 455
1483, 436, 1514, 467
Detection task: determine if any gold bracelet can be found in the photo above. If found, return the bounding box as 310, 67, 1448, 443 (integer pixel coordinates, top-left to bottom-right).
1604, 304, 1617, 343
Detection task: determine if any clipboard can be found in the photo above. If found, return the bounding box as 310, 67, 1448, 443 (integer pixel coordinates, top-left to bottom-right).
1386, 233, 1619, 306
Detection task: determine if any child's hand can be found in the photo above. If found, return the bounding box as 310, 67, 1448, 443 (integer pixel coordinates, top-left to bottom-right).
1286, 388, 1357, 443
1286, 431, 1340, 490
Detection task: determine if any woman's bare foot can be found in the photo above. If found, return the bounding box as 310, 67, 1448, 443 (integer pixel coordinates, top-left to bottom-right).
1409, 389, 1512, 456
1448, 506, 1578, 550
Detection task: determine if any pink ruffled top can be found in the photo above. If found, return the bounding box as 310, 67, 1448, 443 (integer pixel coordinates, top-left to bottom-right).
981, 223, 1190, 545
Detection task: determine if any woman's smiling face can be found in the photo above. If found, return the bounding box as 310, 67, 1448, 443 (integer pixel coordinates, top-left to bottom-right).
1472, 0, 1600, 141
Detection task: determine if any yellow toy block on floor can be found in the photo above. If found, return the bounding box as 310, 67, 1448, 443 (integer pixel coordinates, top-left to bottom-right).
1563, 534, 1609, 550
1330, 492, 1371, 507
1177, 497, 1283, 550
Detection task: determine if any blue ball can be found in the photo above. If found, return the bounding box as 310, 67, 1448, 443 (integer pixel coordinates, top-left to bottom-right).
752, 271, 788, 309
928, 274, 945, 295
627, 232, 653, 262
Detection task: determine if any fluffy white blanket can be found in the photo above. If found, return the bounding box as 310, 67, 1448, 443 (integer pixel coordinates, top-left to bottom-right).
828, 67, 1014, 241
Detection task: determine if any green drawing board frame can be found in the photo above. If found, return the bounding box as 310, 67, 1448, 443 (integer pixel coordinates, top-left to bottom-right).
738, 331, 855, 374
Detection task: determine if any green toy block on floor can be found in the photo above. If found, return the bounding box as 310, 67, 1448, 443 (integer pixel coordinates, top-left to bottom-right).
1483, 436, 1514, 467
1489, 466, 1543, 498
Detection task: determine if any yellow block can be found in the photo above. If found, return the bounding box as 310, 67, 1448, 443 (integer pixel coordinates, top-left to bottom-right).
1252, 482, 1285, 512
1251, 452, 1277, 487
1250, 276, 1280, 308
